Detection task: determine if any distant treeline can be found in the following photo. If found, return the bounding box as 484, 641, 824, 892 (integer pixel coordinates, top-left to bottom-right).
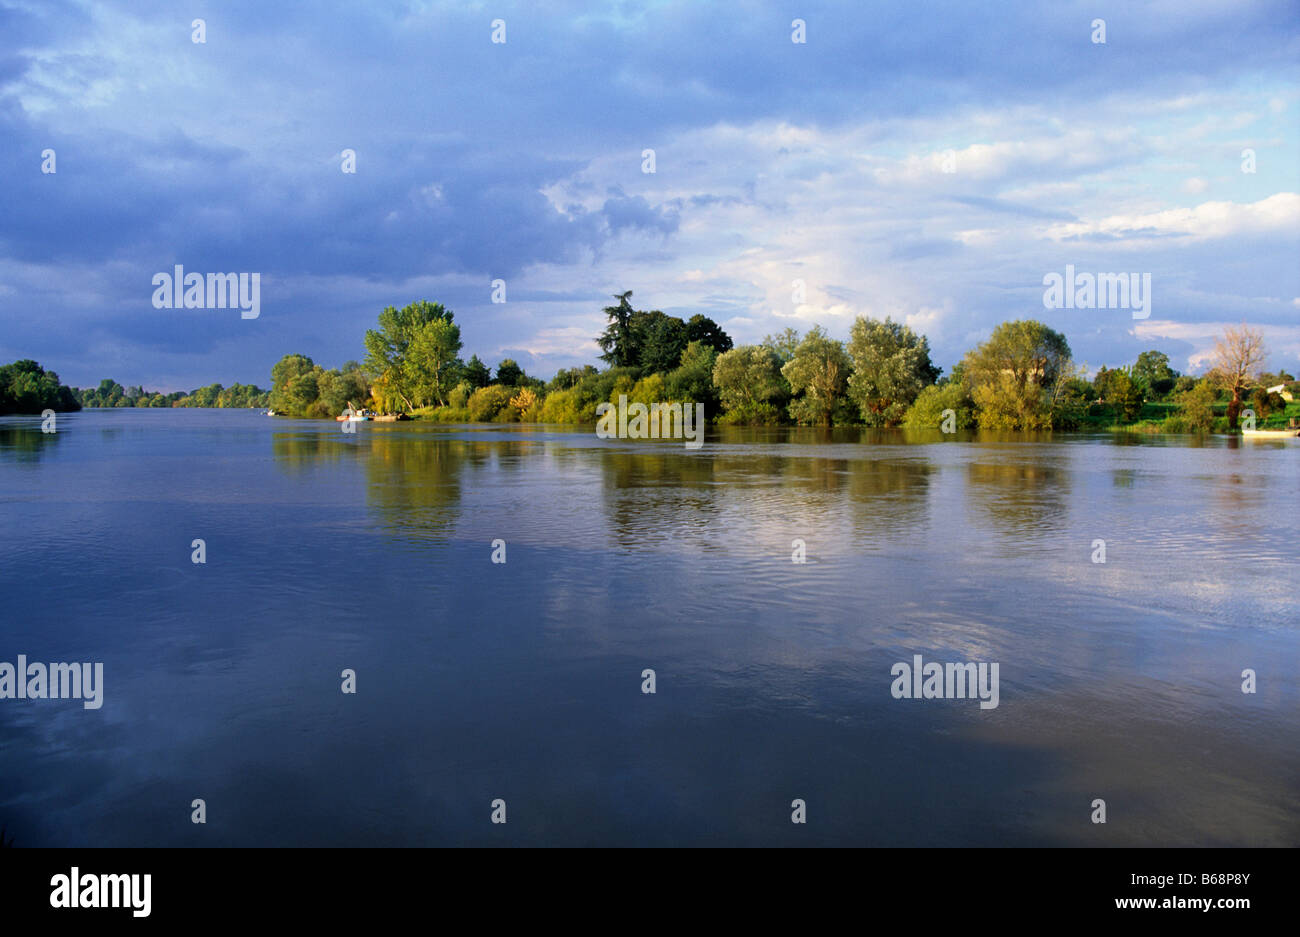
74, 379, 269, 409
271, 293, 1297, 433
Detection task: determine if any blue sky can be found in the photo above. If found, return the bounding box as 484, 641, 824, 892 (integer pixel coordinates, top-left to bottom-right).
1, 0, 1297, 391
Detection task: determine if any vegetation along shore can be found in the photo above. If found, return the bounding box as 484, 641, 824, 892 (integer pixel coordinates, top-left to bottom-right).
5, 292, 1297, 435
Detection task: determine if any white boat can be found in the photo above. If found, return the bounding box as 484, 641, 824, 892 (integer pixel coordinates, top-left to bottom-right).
1242, 427, 1299, 439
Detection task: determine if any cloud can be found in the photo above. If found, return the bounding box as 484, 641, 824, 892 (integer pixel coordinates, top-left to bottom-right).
0, 0, 1297, 385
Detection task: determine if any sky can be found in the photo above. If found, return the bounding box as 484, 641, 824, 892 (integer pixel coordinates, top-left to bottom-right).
1, 0, 1298, 392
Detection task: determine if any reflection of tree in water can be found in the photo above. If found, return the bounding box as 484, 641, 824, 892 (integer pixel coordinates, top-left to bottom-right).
598, 446, 723, 552
846, 457, 935, 537
0, 424, 62, 464
366, 435, 472, 543
966, 458, 1069, 536
272, 430, 362, 473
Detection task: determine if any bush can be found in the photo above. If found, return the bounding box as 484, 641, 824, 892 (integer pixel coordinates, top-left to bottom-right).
539, 386, 597, 423
448, 381, 473, 410
716, 401, 783, 425
903, 382, 976, 430
467, 384, 513, 422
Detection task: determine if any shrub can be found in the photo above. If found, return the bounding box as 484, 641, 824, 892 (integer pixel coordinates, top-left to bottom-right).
903, 382, 976, 430
467, 384, 513, 422
448, 381, 473, 410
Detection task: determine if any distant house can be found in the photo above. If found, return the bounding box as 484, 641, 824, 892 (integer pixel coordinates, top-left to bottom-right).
1266, 383, 1295, 402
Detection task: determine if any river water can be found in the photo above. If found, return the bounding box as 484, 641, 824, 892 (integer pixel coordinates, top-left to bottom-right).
1, 409, 1296, 845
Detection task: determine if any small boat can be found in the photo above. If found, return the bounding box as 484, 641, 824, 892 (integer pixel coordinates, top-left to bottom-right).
336, 403, 373, 422
1242, 428, 1299, 439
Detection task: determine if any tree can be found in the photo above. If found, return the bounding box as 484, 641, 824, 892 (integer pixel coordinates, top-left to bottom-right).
903, 381, 976, 430
548, 365, 598, 391
463, 355, 492, 389
318, 365, 370, 416
846, 316, 940, 426
782, 327, 851, 426
1171, 379, 1217, 433
509, 387, 539, 416
364, 300, 462, 412
269, 355, 319, 415
685, 314, 734, 356
495, 359, 524, 387
962, 320, 1073, 429
404, 317, 462, 407
761, 327, 801, 365
1132, 350, 1178, 397
666, 341, 719, 411
595, 291, 733, 373
1104, 368, 1144, 423
467, 384, 514, 422
635, 311, 689, 373
596, 291, 639, 367
712, 345, 785, 417
0, 360, 81, 414
1208, 323, 1268, 430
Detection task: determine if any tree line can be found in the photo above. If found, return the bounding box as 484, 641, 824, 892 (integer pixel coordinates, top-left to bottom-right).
270, 293, 1293, 433
74, 379, 269, 409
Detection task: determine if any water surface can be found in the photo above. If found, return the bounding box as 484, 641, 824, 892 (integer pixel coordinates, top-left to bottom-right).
1, 409, 1296, 846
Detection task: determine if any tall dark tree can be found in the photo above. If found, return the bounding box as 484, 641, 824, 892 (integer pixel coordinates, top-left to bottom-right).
685, 314, 733, 356
463, 354, 492, 389
495, 359, 525, 386
596, 291, 639, 367
635, 311, 689, 373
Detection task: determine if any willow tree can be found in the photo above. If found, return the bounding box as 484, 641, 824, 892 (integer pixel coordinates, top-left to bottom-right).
962, 320, 1073, 429
782, 327, 851, 426
846, 316, 940, 426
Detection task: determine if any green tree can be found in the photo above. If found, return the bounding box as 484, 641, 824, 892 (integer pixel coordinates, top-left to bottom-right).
1105, 368, 1144, 423
1132, 350, 1178, 397
495, 359, 525, 387
762, 327, 801, 365
270, 354, 320, 415
596, 291, 639, 367
467, 384, 514, 422
712, 345, 785, 423
962, 320, 1073, 429
404, 316, 462, 407
666, 340, 720, 411
364, 300, 461, 411
1171, 379, 1217, 432
0, 360, 81, 414
635, 311, 689, 373
903, 381, 976, 430
846, 316, 940, 426
463, 355, 492, 389
685, 314, 734, 356
782, 327, 851, 427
